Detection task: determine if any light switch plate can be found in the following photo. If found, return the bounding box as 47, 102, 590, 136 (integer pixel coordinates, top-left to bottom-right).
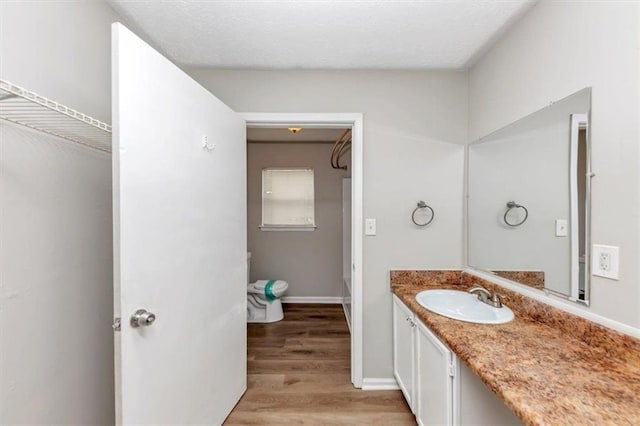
365, 218, 376, 236
592, 244, 619, 280
555, 219, 568, 237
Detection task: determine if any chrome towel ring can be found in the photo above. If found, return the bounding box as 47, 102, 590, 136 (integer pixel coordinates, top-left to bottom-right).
504, 201, 528, 227
412, 201, 435, 227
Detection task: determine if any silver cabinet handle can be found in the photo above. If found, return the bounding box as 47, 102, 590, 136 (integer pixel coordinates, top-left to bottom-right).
130, 309, 156, 328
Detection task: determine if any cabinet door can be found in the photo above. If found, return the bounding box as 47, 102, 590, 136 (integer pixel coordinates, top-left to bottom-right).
416, 319, 457, 426
392, 295, 415, 411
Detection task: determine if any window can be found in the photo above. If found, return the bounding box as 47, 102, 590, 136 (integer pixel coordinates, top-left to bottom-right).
261, 168, 315, 231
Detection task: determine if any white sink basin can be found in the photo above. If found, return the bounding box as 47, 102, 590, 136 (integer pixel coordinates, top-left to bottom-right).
415, 289, 514, 324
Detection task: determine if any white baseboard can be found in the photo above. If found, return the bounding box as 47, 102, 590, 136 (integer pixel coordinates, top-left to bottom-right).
361, 378, 400, 391
281, 296, 342, 304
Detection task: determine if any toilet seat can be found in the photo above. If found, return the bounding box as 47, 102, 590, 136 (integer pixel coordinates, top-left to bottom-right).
246, 280, 288, 323
248, 280, 288, 297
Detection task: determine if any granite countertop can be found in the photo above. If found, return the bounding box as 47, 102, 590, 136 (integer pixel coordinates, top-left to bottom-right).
390, 270, 640, 426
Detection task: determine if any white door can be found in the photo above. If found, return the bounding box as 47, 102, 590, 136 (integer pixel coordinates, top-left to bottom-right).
112, 23, 247, 424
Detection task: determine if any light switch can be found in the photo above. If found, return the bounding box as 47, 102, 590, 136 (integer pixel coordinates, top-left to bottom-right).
365, 218, 376, 236
592, 244, 619, 280
555, 219, 568, 237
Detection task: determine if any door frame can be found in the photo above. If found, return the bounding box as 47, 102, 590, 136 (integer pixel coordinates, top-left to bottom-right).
241, 112, 364, 388
569, 113, 589, 303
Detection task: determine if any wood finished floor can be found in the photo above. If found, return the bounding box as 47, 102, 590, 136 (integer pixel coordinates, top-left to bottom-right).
224, 303, 415, 425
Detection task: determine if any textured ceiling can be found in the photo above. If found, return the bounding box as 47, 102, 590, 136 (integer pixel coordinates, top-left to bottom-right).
107, 0, 536, 70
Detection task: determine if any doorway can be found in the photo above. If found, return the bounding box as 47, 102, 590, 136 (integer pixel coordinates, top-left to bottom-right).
242, 113, 363, 387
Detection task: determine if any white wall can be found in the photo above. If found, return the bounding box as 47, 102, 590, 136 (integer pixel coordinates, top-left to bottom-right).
469, 0, 640, 327
0, 1, 117, 423
189, 69, 467, 378
248, 142, 349, 298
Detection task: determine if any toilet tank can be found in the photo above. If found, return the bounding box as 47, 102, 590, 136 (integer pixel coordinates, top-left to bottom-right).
247, 252, 252, 284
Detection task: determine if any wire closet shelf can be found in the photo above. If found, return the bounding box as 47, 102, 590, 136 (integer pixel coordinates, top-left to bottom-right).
0, 79, 112, 153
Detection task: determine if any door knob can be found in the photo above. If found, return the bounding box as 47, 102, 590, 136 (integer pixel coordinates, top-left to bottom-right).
130, 309, 156, 328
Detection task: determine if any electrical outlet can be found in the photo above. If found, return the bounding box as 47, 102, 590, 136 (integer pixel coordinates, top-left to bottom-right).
599, 251, 611, 272
592, 244, 619, 280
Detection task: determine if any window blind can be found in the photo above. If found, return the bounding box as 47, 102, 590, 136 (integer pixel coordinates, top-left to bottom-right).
261, 168, 315, 228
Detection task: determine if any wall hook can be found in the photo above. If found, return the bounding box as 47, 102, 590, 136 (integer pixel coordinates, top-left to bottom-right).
202, 134, 216, 151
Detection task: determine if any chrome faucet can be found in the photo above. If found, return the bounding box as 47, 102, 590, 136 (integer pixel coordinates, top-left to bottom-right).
468, 285, 504, 308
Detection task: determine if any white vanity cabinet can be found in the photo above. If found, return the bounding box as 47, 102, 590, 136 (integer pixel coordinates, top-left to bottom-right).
392, 294, 416, 411
393, 294, 454, 420
415, 318, 458, 425
392, 295, 522, 426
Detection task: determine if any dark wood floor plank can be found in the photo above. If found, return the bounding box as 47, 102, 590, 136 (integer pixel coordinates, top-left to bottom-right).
224, 303, 415, 425
246, 337, 286, 348
249, 346, 350, 361
284, 337, 351, 347
248, 359, 350, 374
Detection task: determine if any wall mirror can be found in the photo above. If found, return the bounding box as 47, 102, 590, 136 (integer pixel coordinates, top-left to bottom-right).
467, 88, 592, 305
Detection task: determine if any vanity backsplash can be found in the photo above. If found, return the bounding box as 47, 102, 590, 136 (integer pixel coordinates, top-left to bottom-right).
390, 269, 640, 358
490, 270, 545, 290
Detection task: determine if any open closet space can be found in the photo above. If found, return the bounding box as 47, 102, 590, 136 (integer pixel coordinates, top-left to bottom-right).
0, 2, 118, 422
0, 84, 115, 424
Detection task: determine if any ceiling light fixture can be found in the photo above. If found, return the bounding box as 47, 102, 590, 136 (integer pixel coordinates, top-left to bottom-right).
288, 127, 302, 134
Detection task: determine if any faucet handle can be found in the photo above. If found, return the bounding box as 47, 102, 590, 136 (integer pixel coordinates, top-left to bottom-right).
490, 292, 505, 308
468, 285, 491, 302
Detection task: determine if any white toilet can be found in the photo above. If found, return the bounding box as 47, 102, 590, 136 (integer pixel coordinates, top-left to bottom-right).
246, 253, 289, 323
